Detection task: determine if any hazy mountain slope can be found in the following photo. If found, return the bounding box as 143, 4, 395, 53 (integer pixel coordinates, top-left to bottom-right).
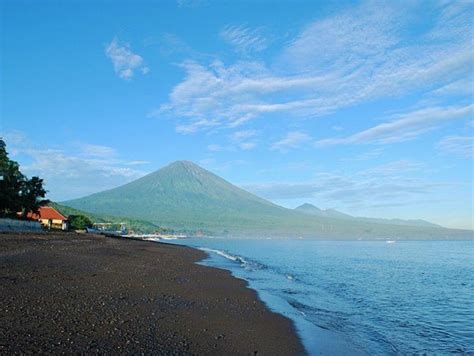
64, 161, 294, 230
295, 203, 441, 228
63, 161, 471, 239
295, 203, 353, 219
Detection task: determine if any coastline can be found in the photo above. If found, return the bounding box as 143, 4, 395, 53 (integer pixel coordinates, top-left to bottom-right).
172, 238, 368, 356
0, 232, 305, 354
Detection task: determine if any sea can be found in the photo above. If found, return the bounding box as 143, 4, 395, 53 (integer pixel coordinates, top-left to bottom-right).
168, 238, 474, 355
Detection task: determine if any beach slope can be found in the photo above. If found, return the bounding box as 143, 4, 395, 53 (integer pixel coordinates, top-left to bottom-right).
0, 232, 304, 355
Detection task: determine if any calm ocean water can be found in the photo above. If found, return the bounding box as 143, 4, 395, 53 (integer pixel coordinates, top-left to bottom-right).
169, 238, 474, 355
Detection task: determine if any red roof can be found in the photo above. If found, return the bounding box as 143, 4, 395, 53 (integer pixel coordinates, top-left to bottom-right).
26, 207, 67, 221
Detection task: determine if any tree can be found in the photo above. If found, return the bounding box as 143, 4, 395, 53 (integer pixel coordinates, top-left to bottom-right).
68, 215, 93, 230
18, 176, 49, 217
0, 138, 48, 217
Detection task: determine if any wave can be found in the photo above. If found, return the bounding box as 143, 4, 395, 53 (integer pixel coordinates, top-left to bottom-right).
199, 247, 246, 263
144, 237, 161, 242
198, 247, 268, 272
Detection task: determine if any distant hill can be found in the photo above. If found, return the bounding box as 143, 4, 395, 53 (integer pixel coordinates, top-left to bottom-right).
295, 203, 353, 219
295, 203, 441, 228
62, 161, 472, 239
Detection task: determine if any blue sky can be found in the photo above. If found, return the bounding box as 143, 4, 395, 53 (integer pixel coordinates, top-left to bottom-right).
2, 0, 473, 229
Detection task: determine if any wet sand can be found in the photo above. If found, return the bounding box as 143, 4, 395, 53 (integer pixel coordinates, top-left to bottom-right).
0, 232, 305, 355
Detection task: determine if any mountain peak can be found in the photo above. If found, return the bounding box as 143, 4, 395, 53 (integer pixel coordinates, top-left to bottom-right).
160, 160, 208, 178
62, 163, 460, 237
296, 203, 321, 211
295, 203, 353, 219
63, 159, 283, 232
166, 160, 200, 169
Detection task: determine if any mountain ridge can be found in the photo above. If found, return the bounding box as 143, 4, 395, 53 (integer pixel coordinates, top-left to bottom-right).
294, 203, 441, 228
63, 160, 471, 239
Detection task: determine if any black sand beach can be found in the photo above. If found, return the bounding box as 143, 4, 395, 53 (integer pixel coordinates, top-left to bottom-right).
0, 232, 305, 355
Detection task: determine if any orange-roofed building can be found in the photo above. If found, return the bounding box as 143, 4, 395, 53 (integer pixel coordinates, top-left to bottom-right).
25, 206, 69, 231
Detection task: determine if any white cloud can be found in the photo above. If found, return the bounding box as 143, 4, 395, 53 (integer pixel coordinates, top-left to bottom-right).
105, 38, 149, 80
231, 129, 257, 141
155, 1, 473, 134
175, 118, 220, 134
230, 129, 258, 150
360, 160, 425, 176
220, 25, 267, 54
344, 147, 385, 162
243, 170, 453, 210
207, 144, 222, 152
7, 132, 148, 200
272, 131, 311, 151
437, 135, 474, 158
432, 78, 473, 97
19, 148, 146, 200
125, 160, 151, 166
78, 143, 116, 158
315, 104, 473, 146
205, 130, 259, 152
280, 1, 400, 72
198, 157, 247, 173
239, 142, 256, 150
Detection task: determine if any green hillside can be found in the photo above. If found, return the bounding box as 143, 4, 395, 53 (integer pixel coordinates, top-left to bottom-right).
63, 161, 472, 239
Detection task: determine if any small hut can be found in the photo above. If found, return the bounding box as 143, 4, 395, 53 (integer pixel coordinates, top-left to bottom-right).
25, 206, 69, 230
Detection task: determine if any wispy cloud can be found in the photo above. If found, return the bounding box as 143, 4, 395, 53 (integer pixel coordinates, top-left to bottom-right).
7, 132, 148, 200
78, 143, 116, 158
359, 160, 425, 176
220, 25, 267, 54
344, 147, 385, 162
20, 148, 146, 200
105, 38, 149, 80
280, 1, 400, 72
155, 1, 473, 135
175, 118, 220, 134
271, 131, 311, 151
432, 77, 473, 97
437, 135, 474, 158
206, 130, 259, 152
230, 129, 258, 150
207, 144, 222, 152
198, 157, 247, 173
315, 104, 473, 147
243, 170, 454, 210
125, 160, 151, 166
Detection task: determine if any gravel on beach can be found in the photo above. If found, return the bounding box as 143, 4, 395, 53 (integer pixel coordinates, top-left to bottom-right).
0, 232, 305, 355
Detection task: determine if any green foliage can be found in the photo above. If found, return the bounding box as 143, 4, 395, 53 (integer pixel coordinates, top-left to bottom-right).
0, 138, 48, 217
68, 214, 93, 230
63, 161, 470, 239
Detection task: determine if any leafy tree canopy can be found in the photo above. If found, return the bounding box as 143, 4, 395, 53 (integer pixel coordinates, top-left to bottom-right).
68, 214, 93, 230
0, 138, 49, 218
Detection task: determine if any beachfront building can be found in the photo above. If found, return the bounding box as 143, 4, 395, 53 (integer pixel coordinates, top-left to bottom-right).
25, 206, 69, 231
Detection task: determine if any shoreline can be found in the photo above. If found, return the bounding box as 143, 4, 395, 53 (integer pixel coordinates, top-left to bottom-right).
0, 232, 305, 354
172, 238, 367, 356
